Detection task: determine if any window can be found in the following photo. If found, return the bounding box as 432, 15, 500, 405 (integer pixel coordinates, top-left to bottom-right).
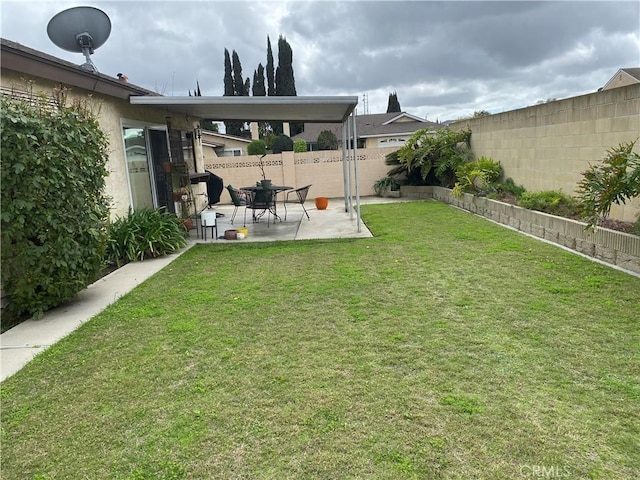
219, 148, 243, 157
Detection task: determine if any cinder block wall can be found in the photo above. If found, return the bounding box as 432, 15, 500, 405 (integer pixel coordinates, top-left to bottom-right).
450, 84, 640, 222
204, 147, 396, 203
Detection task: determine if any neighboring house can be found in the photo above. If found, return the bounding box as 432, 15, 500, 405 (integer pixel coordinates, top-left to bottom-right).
201, 130, 252, 158
1, 38, 204, 218
601, 68, 640, 91
293, 112, 442, 150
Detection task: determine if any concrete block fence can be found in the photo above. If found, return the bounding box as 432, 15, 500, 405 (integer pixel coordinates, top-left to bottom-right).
401, 186, 640, 275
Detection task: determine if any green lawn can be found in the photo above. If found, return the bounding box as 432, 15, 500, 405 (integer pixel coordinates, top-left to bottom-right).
1, 201, 639, 479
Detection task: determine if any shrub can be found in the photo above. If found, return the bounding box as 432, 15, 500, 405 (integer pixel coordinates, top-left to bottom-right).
105, 208, 187, 268
493, 177, 526, 200
576, 139, 640, 229
247, 139, 266, 155
373, 176, 400, 195
317, 130, 339, 150
293, 139, 308, 153
1, 92, 110, 319
385, 128, 472, 187
272, 134, 293, 153
518, 191, 582, 218
453, 157, 504, 196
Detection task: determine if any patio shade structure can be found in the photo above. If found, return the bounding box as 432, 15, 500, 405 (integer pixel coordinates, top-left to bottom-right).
129, 95, 362, 231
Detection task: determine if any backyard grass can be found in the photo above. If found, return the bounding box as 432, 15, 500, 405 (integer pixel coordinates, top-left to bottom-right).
1, 201, 639, 479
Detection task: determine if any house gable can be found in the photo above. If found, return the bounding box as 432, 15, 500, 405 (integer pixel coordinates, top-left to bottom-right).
601, 68, 640, 91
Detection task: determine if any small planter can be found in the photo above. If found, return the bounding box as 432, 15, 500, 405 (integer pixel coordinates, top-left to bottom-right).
315, 197, 329, 210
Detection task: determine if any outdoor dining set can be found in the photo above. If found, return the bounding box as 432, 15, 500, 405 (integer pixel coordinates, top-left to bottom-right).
198, 181, 312, 240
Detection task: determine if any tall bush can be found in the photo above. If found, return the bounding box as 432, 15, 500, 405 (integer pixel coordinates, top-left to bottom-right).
272, 134, 293, 153
1, 92, 110, 318
247, 139, 266, 155
317, 130, 339, 150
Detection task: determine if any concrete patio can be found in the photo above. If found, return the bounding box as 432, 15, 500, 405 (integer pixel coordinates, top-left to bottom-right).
189, 196, 410, 243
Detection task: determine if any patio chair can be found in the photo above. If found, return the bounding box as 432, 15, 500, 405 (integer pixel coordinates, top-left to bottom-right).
246, 187, 276, 226
226, 185, 249, 225
283, 184, 311, 221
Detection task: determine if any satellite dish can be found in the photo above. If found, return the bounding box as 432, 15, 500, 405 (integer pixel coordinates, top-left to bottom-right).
47, 6, 111, 73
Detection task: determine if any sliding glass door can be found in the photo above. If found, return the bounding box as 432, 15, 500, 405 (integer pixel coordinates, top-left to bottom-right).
123, 127, 155, 210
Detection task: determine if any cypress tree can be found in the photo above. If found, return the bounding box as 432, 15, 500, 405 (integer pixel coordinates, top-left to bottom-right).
266, 36, 275, 97
253, 64, 266, 97
275, 35, 302, 135
223, 49, 234, 96
275, 35, 296, 96
232, 50, 248, 96
386, 91, 401, 113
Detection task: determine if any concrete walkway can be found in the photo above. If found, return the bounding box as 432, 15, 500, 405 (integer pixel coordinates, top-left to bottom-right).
1, 197, 404, 381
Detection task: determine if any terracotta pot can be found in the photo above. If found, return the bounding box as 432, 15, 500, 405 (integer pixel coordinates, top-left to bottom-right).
315, 197, 329, 210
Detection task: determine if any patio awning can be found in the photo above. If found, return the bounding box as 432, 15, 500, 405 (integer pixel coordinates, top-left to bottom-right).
129, 96, 358, 123
130, 94, 362, 232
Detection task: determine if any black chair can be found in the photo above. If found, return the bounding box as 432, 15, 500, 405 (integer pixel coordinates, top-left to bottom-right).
246, 187, 276, 226
283, 185, 311, 220
226, 185, 250, 225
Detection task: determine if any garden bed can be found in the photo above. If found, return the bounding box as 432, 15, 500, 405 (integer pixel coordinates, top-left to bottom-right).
402, 186, 640, 275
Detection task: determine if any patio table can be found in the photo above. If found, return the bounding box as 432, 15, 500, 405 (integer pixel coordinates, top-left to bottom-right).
241, 185, 292, 223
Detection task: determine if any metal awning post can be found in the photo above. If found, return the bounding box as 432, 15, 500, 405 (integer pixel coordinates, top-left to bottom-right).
342, 120, 349, 213
352, 110, 361, 232
346, 115, 354, 218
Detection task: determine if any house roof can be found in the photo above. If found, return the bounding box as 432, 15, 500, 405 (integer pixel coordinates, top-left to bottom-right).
201, 130, 251, 148
292, 112, 442, 142
601, 67, 640, 90
1, 38, 157, 99
129, 95, 358, 123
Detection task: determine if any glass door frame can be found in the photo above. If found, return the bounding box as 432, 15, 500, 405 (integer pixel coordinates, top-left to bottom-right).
120, 119, 168, 211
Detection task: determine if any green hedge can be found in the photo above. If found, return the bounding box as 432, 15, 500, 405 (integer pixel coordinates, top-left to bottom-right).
1, 94, 110, 318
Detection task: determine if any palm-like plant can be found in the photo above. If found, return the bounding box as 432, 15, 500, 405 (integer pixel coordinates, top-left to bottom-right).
384, 129, 472, 187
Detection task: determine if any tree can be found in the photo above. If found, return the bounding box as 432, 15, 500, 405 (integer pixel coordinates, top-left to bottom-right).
272, 134, 294, 153
232, 50, 248, 96
266, 36, 276, 97
386, 91, 401, 113
275, 35, 302, 136
472, 110, 491, 117
576, 140, 640, 230
275, 35, 296, 96
252, 64, 266, 97
223, 49, 249, 137
317, 130, 339, 150
223, 49, 234, 96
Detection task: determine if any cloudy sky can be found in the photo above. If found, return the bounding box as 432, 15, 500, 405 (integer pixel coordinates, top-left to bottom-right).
1, 0, 639, 122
